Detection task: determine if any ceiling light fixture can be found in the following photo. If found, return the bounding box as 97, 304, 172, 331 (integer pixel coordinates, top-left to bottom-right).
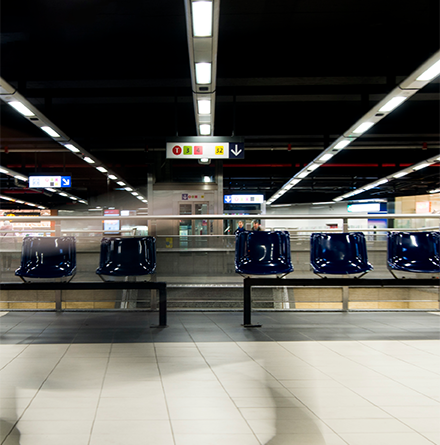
413, 162, 431, 171
84, 157, 95, 164
334, 140, 351, 149
197, 100, 211, 115
124, 187, 133, 192
192, 1, 213, 37
41, 126, 61, 138
195, 62, 212, 84
96, 166, 107, 173
393, 171, 410, 178
378, 96, 407, 113
199, 124, 211, 135
14, 175, 28, 182
8, 101, 34, 117
416, 59, 440, 81
64, 144, 80, 153
352, 122, 374, 134
108, 175, 117, 180
319, 153, 334, 162
117, 181, 126, 186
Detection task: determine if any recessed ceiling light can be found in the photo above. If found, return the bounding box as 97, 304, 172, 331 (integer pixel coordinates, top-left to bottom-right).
416, 59, 440, 81
8, 101, 35, 117
379, 96, 407, 112
192, 1, 213, 37
195, 63, 212, 84
64, 144, 80, 153
353, 122, 374, 134
41, 126, 61, 138
84, 157, 95, 164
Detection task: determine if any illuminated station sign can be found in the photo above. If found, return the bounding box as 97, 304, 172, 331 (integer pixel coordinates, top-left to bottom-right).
224, 194, 264, 204
29, 175, 71, 188
166, 136, 244, 160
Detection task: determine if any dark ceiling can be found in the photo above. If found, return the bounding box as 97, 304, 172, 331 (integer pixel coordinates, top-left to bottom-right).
1, 0, 439, 209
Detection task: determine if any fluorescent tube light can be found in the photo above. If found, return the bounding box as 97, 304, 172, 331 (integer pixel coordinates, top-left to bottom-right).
192, 1, 213, 37
199, 124, 211, 135
334, 140, 351, 149
84, 157, 95, 164
429, 188, 440, 194
374, 179, 389, 186
136, 196, 144, 200
124, 187, 133, 192
41, 126, 61, 138
416, 60, 440, 81
393, 171, 409, 178
96, 166, 107, 173
69, 196, 78, 200
353, 122, 374, 134
117, 181, 126, 186
333, 197, 344, 202
64, 144, 80, 153
307, 163, 320, 172
46, 188, 57, 192
379, 96, 407, 112
14, 175, 28, 181
195, 63, 212, 84
198, 100, 211, 115
0, 167, 9, 174
203, 176, 211, 182
297, 171, 309, 178
8, 101, 35, 117
15, 200, 24, 204
319, 153, 334, 162
59, 193, 68, 197
79, 200, 87, 204
413, 163, 431, 171
108, 175, 117, 180
132, 192, 139, 196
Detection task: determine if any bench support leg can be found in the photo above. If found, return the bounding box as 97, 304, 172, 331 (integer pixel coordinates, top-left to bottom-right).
55, 290, 62, 312
151, 285, 167, 328
243, 278, 261, 328
342, 286, 349, 312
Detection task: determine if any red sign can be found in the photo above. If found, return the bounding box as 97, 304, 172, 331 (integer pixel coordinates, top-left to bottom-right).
172, 145, 182, 155
194, 146, 203, 155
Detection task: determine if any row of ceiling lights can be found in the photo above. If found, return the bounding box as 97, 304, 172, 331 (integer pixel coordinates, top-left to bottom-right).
0, 77, 148, 206
267, 52, 440, 205
185, 0, 219, 136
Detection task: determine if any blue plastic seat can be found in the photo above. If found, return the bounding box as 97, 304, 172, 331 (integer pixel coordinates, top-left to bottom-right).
387, 231, 440, 277
15, 236, 76, 281
310, 232, 373, 277
96, 237, 156, 278
235, 231, 294, 276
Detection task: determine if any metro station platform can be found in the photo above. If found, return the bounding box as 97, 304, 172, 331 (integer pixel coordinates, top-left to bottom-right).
1, 310, 439, 445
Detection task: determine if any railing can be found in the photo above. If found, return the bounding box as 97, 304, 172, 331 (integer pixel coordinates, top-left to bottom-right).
1, 213, 439, 312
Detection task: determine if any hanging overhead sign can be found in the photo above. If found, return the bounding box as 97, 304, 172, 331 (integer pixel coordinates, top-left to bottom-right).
29, 175, 72, 188
166, 136, 244, 160
224, 194, 264, 204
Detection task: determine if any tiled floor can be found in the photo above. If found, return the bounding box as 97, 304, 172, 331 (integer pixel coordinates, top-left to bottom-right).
0, 311, 439, 445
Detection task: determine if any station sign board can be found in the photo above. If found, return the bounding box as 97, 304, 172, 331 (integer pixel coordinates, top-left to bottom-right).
224, 194, 264, 204
166, 136, 244, 160
29, 175, 71, 188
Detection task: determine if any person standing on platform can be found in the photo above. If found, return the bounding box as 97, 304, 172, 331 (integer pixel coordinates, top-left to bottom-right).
235, 220, 245, 234
252, 220, 262, 231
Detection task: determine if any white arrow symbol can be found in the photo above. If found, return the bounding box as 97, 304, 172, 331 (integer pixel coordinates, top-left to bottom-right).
231, 148, 242, 157
62, 178, 69, 185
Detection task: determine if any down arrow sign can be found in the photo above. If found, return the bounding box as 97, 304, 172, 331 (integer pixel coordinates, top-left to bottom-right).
231, 147, 242, 157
